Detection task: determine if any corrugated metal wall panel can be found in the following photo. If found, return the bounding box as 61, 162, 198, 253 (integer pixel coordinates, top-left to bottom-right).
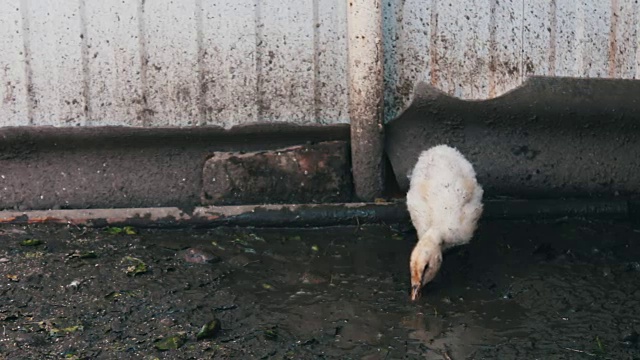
316, 0, 349, 124
85, 0, 144, 126
0, 1, 29, 126
200, 0, 259, 127
0, 0, 350, 128
388, 0, 640, 120
28, 0, 87, 126
144, 0, 200, 126
257, 1, 316, 123
0, 0, 639, 128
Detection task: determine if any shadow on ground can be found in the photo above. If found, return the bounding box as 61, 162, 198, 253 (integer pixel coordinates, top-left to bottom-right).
1, 218, 639, 359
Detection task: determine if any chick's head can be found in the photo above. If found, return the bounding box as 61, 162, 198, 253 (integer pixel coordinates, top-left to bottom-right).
410, 238, 442, 301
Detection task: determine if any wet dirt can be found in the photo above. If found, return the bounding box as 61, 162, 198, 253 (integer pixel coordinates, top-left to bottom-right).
1, 219, 639, 359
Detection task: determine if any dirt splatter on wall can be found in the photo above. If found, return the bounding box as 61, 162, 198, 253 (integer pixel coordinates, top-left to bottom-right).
1, 0, 638, 127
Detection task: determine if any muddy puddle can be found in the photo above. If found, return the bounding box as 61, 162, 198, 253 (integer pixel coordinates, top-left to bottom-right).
1, 218, 639, 359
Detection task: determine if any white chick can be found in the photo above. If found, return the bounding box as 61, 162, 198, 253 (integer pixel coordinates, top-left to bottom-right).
406, 144, 483, 301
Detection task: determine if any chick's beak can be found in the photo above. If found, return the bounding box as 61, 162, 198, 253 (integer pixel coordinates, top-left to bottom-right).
410, 284, 421, 301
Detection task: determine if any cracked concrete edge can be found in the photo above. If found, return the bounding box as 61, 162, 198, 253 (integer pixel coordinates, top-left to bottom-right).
0, 199, 633, 229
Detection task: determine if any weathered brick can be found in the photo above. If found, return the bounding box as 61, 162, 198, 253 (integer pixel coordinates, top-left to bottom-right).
201, 141, 353, 205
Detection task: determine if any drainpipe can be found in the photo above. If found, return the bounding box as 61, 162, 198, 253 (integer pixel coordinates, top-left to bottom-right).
347, 0, 385, 201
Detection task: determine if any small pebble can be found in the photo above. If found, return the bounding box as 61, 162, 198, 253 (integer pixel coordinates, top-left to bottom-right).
300, 272, 328, 285
14, 335, 30, 344
0, 257, 9, 263
625, 262, 640, 272
228, 255, 251, 267
66, 280, 81, 290
14, 333, 45, 346
182, 248, 219, 264
622, 330, 639, 348
160, 318, 175, 327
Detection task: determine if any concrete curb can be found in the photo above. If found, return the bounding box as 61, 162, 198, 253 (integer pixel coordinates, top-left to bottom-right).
0, 199, 632, 228
0, 124, 351, 211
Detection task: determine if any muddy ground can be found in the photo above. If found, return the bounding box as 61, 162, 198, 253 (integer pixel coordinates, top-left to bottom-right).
0, 218, 639, 359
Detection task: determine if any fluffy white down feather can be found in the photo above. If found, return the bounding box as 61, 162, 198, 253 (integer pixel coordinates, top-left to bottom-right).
406, 144, 483, 300
407, 144, 483, 248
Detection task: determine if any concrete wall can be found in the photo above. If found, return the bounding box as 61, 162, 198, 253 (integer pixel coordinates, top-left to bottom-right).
1, 0, 639, 128
386, 77, 640, 198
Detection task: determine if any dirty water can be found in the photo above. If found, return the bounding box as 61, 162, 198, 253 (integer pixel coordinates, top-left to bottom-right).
0, 219, 639, 359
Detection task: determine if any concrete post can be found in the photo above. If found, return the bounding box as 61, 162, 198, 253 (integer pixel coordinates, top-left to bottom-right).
347, 0, 385, 201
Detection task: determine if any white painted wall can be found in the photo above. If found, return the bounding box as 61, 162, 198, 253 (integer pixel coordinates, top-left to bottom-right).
0, 0, 638, 128
386, 0, 640, 120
